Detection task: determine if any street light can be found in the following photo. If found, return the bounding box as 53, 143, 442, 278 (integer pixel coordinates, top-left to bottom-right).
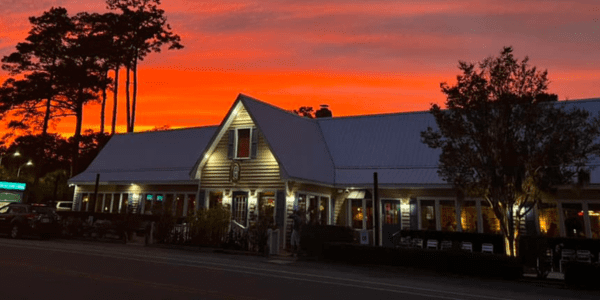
0, 151, 20, 166
17, 160, 33, 178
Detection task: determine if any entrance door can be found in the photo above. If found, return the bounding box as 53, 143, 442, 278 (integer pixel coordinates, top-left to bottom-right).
232, 192, 249, 228
381, 200, 402, 247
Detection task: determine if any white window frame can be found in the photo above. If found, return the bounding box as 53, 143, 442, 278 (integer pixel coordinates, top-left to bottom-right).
416, 197, 461, 232
234, 127, 253, 159
347, 198, 374, 230
297, 191, 331, 225
556, 199, 600, 238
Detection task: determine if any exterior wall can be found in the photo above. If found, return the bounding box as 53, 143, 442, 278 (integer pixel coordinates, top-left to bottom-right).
200, 106, 284, 190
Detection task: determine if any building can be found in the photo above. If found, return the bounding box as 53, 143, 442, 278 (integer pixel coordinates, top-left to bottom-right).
68, 94, 600, 249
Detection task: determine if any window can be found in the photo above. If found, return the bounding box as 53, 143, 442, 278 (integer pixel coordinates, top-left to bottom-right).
104, 194, 112, 213
461, 201, 478, 233
111, 194, 119, 213
420, 200, 436, 230
539, 203, 559, 237
187, 194, 196, 216
481, 202, 501, 234
298, 193, 330, 225
228, 128, 258, 160
440, 200, 456, 231
236, 128, 251, 158
383, 202, 400, 225
350, 199, 373, 230
562, 203, 585, 238
588, 203, 600, 238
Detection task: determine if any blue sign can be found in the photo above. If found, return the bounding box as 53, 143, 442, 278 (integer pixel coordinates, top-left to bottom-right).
0, 181, 26, 191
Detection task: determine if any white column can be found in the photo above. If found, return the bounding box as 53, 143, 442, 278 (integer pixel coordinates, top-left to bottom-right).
434, 199, 442, 231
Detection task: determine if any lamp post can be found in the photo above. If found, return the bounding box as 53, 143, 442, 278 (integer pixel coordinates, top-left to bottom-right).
17, 160, 33, 178
0, 151, 20, 167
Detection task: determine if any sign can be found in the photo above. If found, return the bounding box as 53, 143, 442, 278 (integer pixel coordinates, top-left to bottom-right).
0, 181, 26, 191
360, 230, 369, 245
230, 162, 240, 183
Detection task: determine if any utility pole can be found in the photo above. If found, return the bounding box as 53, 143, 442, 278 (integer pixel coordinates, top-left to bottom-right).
373, 172, 379, 246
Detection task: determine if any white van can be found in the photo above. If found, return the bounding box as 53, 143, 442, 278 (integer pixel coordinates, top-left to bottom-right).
56, 201, 73, 211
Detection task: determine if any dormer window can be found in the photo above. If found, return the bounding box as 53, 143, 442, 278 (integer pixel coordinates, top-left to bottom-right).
236, 128, 251, 158
228, 127, 258, 160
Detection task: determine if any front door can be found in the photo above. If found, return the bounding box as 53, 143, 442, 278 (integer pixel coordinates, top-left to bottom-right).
232, 192, 249, 228
381, 200, 402, 247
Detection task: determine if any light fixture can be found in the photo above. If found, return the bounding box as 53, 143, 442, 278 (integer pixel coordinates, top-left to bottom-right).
17, 160, 33, 178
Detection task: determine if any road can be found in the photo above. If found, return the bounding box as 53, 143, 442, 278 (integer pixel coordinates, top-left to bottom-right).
0, 237, 598, 300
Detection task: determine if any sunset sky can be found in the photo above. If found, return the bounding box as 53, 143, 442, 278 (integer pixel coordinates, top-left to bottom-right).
1, 0, 599, 136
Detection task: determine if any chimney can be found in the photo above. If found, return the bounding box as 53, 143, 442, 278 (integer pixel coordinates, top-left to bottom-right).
315, 104, 332, 118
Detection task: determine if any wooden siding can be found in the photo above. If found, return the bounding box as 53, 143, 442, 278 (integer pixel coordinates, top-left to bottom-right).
201, 106, 284, 190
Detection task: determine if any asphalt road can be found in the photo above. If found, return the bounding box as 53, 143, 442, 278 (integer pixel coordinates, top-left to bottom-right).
0, 237, 598, 300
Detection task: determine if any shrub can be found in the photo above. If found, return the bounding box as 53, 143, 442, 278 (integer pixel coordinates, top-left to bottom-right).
187, 206, 230, 246
153, 208, 177, 244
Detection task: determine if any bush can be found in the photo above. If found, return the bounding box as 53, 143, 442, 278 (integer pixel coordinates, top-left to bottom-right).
153, 209, 177, 244
187, 206, 230, 246
322, 243, 522, 280
247, 208, 276, 254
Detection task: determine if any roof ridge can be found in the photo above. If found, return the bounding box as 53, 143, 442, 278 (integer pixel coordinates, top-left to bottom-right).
238, 93, 321, 122
114, 125, 219, 136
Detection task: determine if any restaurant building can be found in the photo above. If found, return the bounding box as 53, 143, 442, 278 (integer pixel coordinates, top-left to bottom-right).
68, 94, 600, 249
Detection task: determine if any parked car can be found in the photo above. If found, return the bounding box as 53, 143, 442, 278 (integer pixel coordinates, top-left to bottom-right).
56, 201, 73, 211
0, 203, 61, 239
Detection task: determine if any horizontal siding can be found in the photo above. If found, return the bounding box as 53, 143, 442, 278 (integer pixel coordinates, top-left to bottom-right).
201, 106, 284, 189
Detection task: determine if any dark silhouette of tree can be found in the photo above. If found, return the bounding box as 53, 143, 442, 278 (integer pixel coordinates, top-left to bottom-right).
293, 106, 315, 118
1, 7, 74, 136
106, 0, 183, 133
421, 47, 600, 256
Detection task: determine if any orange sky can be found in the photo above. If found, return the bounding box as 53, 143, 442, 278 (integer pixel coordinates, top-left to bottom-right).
1, 0, 599, 136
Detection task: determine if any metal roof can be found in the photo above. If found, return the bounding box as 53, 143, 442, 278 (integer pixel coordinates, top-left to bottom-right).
69, 96, 600, 188
241, 94, 336, 185
68, 126, 217, 184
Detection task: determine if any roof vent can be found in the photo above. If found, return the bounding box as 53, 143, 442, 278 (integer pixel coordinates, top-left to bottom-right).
315, 104, 332, 118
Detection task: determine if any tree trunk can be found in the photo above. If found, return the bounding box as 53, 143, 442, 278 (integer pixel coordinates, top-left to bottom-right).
111, 66, 119, 135
72, 94, 84, 176
125, 64, 131, 133
100, 71, 108, 133
130, 50, 138, 133
42, 97, 51, 136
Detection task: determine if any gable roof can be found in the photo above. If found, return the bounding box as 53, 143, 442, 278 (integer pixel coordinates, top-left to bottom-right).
240, 94, 336, 185
69, 126, 217, 184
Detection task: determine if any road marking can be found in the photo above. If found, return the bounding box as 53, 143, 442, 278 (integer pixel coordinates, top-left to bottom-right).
1, 241, 513, 300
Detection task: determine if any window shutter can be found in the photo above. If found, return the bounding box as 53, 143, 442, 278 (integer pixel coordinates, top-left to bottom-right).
227, 129, 234, 159
251, 127, 258, 159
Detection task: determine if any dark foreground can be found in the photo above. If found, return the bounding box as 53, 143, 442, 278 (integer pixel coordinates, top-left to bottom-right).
0, 238, 598, 300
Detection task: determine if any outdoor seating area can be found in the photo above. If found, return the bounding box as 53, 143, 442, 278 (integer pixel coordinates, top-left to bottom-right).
559, 248, 596, 273
394, 235, 497, 254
